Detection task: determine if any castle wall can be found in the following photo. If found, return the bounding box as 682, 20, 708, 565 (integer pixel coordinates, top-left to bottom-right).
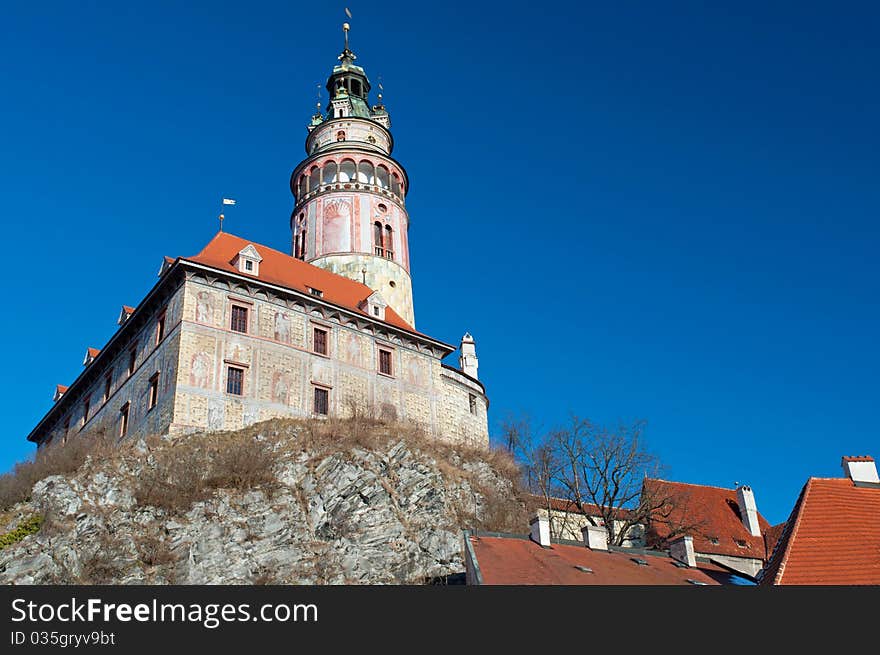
169, 275, 486, 446
40, 283, 185, 446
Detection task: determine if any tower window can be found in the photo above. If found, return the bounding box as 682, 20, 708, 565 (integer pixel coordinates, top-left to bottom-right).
148, 372, 160, 410
337, 130, 346, 142
313, 327, 328, 356
379, 349, 393, 376
373, 221, 384, 256
103, 373, 112, 403
226, 367, 244, 395
385, 225, 394, 260
313, 387, 329, 415
230, 305, 248, 333
469, 394, 477, 415
119, 402, 130, 438
82, 398, 90, 428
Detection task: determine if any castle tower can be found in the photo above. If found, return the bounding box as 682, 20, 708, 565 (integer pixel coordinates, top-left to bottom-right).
290, 23, 416, 326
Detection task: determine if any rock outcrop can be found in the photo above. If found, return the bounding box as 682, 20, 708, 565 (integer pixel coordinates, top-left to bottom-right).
0, 419, 525, 584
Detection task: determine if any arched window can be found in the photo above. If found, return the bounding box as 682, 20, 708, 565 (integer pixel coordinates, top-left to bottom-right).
309, 166, 321, 192
391, 173, 401, 198
294, 213, 307, 260
298, 175, 308, 198
339, 160, 356, 184
384, 225, 394, 260
323, 161, 337, 184
336, 130, 346, 142
376, 165, 390, 189
373, 221, 384, 256
357, 160, 373, 184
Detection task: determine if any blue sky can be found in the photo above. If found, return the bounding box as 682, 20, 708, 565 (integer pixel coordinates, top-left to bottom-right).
2, 1, 878, 523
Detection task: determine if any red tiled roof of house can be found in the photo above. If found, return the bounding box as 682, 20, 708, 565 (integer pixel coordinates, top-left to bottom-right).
643, 479, 773, 561
183, 232, 418, 334
467, 534, 724, 585
763, 522, 786, 560
86, 348, 101, 358
55, 384, 68, 394
842, 455, 874, 463
122, 305, 135, 314
759, 478, 880, 585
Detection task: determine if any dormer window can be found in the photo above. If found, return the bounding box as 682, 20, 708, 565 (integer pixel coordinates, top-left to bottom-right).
233, 244, 262, 276
308, 287, 323, 298
117, 305, 135, 326
83, 348, 100, 367
359, 291, 388, 322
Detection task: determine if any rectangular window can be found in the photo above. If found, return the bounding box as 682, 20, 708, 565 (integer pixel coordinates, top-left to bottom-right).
230, 305, 248, 333
103, 373, 112, 403
128, 345, 137, 377
63, 418, 70, 444
245, 260, 253, 271
313, 387, 329, 415
226, 366, 244, 395
119, 402, 130, 438
82, 398, 90, 427
313, 327, 328, 356
379, 349, 393, 376
308, 287, 323, 298
469, 394, 477, 415
156, 310, 166, 344
148, 372, 160, 410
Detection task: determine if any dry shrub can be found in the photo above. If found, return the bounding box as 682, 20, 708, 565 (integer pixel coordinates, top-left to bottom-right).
135, 431, 277, 513
0, 428, 116, 510
135, 533, 176, 568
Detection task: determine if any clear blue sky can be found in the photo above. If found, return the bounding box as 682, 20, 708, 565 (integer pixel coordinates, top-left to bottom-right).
2, 1, 878, 524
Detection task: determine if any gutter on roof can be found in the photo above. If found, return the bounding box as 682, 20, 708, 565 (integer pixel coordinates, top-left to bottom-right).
462, 530, 484, 585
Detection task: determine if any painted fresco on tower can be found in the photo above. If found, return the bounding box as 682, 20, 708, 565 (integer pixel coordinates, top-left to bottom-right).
322, 198, 352, 253
272, 371, 291, 405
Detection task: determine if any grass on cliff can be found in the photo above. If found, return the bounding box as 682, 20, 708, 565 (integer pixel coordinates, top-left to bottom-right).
1, 416, 529, 533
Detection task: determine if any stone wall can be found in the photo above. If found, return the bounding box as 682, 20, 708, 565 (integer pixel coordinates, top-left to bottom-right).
170, 276, 488, 446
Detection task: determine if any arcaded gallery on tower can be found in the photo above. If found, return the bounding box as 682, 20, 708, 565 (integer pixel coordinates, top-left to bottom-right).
27, 27, 489, 449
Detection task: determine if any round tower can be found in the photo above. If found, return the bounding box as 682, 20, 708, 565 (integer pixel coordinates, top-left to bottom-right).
290, 24, 415, 327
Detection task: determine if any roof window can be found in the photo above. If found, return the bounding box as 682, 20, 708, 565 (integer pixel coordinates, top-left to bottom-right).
631, 558, 649, 566
308, 287, 323, 298
574, 566, 593, 574
687, 579, 709, 586
234, 244, 262, 276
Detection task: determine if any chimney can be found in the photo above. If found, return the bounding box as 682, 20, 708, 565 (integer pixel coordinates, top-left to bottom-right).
669, 535, 696, 567
529, 510, 551, 547
736, 485, 762, 537
581, 524, 608, 551
459, 333, 479, 380
842, 456, 879, 485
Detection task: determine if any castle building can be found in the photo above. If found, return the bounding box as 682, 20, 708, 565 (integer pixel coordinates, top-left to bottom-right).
27, 25, 489, 449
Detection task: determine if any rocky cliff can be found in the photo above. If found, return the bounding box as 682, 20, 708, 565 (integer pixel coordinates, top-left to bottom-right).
0, 418, 526, 584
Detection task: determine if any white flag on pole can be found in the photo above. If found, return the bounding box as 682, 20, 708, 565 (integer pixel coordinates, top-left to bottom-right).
222, 198, 236, 205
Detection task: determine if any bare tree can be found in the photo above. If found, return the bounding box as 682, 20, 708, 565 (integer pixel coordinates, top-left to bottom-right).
513, 415, 704, 547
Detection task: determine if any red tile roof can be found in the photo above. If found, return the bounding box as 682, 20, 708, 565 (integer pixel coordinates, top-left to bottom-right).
643, 479, 772, 560
122, 305, 135, 314
759, 478, 880, 585
183, 232, 418, 334
55, 384, 68, 394
467, 534, 724, 585
842, 455, 874, 463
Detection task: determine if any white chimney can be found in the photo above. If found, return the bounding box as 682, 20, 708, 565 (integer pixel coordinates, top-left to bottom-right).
736, 485, 762, 537
669, 535, 696, 568
842, 456, 879, 484
459, 333, 479, 380
581, 524, 608, 551
529, 510, 551, 547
